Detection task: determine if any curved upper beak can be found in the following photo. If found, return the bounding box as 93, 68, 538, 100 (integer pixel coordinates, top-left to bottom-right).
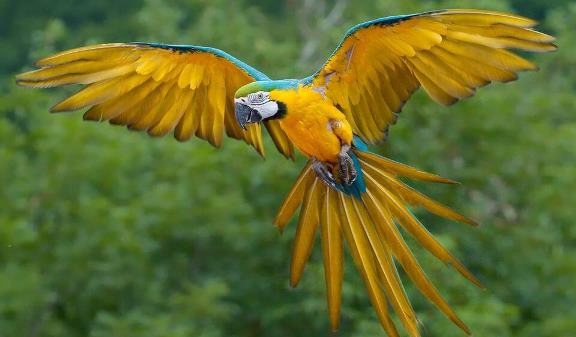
234, 100, 262, 130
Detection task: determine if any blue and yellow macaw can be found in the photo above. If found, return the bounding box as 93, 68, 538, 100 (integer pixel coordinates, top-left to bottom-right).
17, 9, 556, 337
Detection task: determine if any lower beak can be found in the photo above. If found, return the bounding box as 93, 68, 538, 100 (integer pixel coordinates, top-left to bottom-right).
235, 102, 262, 130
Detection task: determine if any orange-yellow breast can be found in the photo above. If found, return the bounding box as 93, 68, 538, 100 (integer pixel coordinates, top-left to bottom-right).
270, 86, 352, 163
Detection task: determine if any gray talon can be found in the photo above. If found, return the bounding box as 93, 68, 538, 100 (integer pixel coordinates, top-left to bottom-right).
312, 157, 337, 189
338, 146, 357, 186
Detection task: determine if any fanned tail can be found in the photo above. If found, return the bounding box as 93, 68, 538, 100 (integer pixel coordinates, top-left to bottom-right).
274, 149, 483, 336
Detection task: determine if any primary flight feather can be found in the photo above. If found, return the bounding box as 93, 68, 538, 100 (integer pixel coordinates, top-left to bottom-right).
17, 9, 556, 336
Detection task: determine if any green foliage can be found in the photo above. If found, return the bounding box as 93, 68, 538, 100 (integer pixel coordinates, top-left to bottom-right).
1, 1, 574, 337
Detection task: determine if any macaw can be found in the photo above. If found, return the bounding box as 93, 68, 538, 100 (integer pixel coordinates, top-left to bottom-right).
17, 9, 556, 337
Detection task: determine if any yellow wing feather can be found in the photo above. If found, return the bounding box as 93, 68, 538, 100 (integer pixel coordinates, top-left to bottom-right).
264, 120, 295, 160
362, 187, 472, 334
338, 193, 400, 337
278, 149, 487, 335
17, 43, 294, 158
289, 178, 324, 287
311, 9, 557, 143
352, 198, 419, 337
274, 163, 315, 231
320, 186, 344, 331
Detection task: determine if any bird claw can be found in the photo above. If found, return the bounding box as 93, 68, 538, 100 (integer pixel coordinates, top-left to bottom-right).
312, 157, 338, 189
338, 146, 357, 186
312, 146, 357, 189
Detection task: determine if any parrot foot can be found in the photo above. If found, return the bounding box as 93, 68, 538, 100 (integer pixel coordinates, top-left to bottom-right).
312, 157, 337, 189
338, 145, 357, 186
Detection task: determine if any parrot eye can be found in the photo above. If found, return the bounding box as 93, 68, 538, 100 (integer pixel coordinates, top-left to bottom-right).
248, 91, 268, 104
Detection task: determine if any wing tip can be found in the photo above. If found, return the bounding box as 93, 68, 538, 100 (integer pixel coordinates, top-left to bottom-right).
286, 151, 296, 161
453, 262, 485, 289
15, 71, 31, 82
15, 76, 51, 89
15, 78, 29, 87
452, 317, 473, 336
435, 8, 539, 27
174, 133, 193, 142
275, 226, 284, 236
465, 217, 481, 227
435, 176, 460, 185
329, 324, 340, 333
549, 43, 559, 52
289, 276, 300, 288
50, 102, 70, 113
33, 43, 129, 67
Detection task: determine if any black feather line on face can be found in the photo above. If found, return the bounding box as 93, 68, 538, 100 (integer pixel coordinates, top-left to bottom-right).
263, 101, 287, 121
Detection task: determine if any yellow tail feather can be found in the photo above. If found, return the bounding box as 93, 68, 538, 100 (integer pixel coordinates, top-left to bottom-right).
275, 149, 482, 336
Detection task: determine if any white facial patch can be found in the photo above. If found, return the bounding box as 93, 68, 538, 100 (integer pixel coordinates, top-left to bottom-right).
245, 91, 279, 119
255, 101, 279, 119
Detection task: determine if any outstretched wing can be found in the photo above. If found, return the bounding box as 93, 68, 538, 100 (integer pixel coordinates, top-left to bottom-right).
17, 43, 295, 159
305, 9, 557, 143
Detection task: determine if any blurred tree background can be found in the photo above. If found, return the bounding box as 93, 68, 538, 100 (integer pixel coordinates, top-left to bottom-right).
1, 0, 575, 336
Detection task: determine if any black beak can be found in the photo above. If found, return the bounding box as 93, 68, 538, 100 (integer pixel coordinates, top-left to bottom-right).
235, 102, 262, 130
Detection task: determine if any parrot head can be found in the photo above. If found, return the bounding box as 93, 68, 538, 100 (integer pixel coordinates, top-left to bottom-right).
234, 81, 294, 130
234, 91, 279, 129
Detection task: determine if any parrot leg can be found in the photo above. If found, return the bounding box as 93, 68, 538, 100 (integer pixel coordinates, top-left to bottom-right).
312, 157, 338, 189
338, 144, 357, 186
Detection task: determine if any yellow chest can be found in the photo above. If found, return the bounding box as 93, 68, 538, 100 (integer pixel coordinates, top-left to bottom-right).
270, 86, 349, 162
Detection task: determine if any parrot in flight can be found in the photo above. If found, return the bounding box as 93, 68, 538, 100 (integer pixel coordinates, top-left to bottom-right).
17, 9, 556, 337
